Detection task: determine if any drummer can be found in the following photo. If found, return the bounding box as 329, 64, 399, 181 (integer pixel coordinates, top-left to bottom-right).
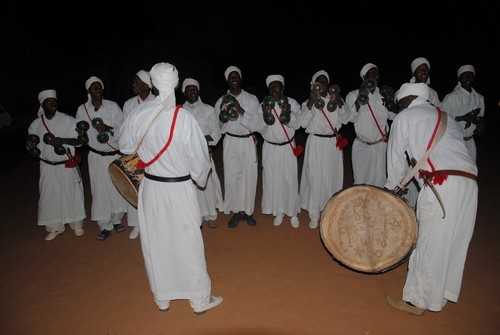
121, 70, 155, 239
385, 83, 478, 315
182, 78, 223, 228
76, 76, 128, 241
27, 90, 87, 240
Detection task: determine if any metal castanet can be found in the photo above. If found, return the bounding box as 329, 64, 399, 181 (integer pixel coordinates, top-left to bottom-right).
320, 185, 417, 273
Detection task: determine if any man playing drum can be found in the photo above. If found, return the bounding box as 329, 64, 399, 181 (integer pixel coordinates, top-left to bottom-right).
27, 90, 86, 240
76, 76, 127, 241
121, 70, 155, 239
385, 82, 478, 315
119, 62, 222, 313
182, 78, 223, 228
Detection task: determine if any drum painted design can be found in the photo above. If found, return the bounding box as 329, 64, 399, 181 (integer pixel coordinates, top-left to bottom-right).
108, 154, 143, 208
320, 185, 417, 273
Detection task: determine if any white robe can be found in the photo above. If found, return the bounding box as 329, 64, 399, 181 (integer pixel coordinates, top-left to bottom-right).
257, 97, 301, 218
441, 84, 485, 161
385, 97, 478, 311
119, 99, 212, 305
76, 99, 127, 223
214, 89, 260, 215
121, 94, 155, 227
183, 99, 223, 220
299, 96, 350, 221
346, 87, 395, 187
28, 112, 86, 228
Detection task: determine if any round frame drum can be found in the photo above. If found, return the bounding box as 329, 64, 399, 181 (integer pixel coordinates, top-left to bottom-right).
109, 154, 143, 208
320, 185, 417, 273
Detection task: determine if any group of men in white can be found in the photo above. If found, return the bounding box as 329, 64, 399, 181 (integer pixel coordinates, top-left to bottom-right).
28, 57, 483, 315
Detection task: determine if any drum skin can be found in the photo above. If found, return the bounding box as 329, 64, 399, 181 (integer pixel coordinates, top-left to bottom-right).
108, 154, 143, 208
320, 185, 417, 273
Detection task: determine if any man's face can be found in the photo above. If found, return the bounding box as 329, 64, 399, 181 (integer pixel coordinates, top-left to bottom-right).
459, 71, 475, 90
132, 76, 150, 96
227, 71, 241, 90
315, 75, 329, 95
184, 85, 199, 104
88, 82, 104, 100
42, 98, 57, 118
364, 67, 379, 86
268, 81, 283, 100
414, 64, 429, 83
397, 95, 417, 111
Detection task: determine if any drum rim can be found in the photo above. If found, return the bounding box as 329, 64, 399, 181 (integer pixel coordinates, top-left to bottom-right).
108, 161, 139, 208
320, 184, 417, 273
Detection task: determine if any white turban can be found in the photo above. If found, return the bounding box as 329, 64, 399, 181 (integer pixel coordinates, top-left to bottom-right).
457, 65, 476, 78
265, 74, 285, 88
311, 70, 329, 84
224, 66, 242, 81
410, 57, 431, 84
136, 70, 152, 88
396, 83, 430, 101
38, 89, 57, 104
85, 76, 104, 91
182, 78, 200, 93
360, 63, 377, 79
150, 62, 179, 110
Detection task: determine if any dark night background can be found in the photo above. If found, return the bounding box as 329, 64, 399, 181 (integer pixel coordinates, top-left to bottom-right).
1, 0, 499, 147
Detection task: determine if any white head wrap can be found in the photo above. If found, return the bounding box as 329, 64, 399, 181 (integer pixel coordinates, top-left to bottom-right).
457, 65, 475, 78
265, 74, 285, 88
150, 62, 179, 110
410, 57, 431, 84
85, 76, 104, 91
360, 63, 377, 79
224, 66, 242, 81
136, 70, 152, 88
311, 70, 329, 84
37, 89, 57, 116
396, 83, 430, 102
182, 78, 200, 93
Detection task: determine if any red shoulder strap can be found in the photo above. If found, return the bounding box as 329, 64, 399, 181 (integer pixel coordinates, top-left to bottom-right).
137, 105, 182, 169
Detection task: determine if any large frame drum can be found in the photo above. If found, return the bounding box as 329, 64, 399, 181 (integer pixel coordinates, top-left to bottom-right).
108, 154, 143, 208
320, 185, 417, 273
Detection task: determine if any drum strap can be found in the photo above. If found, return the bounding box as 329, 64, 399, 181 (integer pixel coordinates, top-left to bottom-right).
367, 102, 388, 142
318, 108, 348, 150
136, 105, 181, 169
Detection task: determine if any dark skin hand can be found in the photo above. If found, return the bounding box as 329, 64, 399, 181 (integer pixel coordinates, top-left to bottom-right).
41, 99, 80, 146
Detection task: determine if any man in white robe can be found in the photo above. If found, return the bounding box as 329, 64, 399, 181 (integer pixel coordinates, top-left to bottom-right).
214, 66, 260, 228
182, 78, 223, 228
441, 65, 485, 161
346, 63, 395, 187
27, 90, 86, 240
257, 74, 301, 228
385, 83, 478, 315
300, 70, 350, 229
409, 57, 440, 106
121, 70, 155, 239
76, 76, 127, 240
119, 62, 222, 314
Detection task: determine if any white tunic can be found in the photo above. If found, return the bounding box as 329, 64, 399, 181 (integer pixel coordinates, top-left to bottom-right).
299, 96, 350, 220
119, 99, 212, 304
76, 99, 127, 222
428, 86, 441, 107
28, 112, 86, 227
346, 88, 395, 187
121, 94, 155, 227
183, 99, 223, 219
441, 84, 485, 161
385, 97, 478, 311
257, 97, 301, 217
214, 89, 260, 214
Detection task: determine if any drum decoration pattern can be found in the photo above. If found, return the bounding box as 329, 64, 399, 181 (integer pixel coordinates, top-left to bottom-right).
108, 154, 144, 208
320, 185, 417, 273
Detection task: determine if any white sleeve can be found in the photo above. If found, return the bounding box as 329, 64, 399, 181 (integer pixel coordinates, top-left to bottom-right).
207, 105, 222, 145
345, 91, 359, 123
239, 95, 261, 132
186, 116, 211, 187
299, 101, 314, 128
385, 114, 409, 190
118, 113, 138, 155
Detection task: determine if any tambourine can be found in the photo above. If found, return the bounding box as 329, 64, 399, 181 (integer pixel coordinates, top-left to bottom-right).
76, 120, 90, 133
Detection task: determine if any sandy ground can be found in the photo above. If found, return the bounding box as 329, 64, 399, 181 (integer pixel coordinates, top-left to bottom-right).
1, 128, 499, 335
